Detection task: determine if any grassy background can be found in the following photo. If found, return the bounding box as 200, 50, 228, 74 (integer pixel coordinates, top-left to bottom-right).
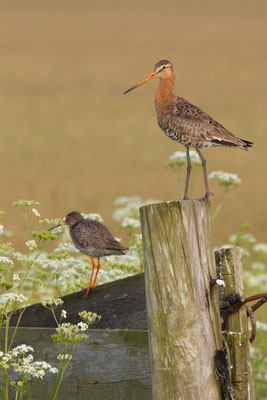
0, 0, 267, 249
0, 1, 266, 395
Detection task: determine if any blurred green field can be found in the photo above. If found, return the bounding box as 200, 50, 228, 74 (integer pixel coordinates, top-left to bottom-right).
0, 0, 267, 249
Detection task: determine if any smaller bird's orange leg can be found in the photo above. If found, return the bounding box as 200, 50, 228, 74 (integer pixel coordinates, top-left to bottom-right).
85, 256, 96, 298
183, 147, 192, 200
93, 257, 101, 287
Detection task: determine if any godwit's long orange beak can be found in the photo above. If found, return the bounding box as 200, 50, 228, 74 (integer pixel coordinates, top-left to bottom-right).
123, 72, 157, 94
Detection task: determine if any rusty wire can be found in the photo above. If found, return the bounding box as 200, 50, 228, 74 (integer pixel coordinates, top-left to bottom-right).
221, 292, 267, 342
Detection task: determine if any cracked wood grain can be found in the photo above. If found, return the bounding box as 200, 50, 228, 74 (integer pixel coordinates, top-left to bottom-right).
140, 200, 223, 400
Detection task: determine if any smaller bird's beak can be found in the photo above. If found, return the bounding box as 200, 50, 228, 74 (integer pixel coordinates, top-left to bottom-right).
48, 220, 66, 232
123, 72, 157, 94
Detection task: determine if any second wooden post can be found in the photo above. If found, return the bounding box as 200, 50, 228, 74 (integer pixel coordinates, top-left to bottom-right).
140, 200, 223, 399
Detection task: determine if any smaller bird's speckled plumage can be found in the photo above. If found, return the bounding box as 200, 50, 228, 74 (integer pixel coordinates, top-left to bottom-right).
49, 211, 128, 297
65, 211, 128, 258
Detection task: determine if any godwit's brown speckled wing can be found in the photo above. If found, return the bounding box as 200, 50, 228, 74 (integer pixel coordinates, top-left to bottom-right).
72, 219, 128, 252
158, 96, 253, 149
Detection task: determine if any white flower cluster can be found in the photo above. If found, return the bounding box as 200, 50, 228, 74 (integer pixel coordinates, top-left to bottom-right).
228, 233, 256, 244
107, 252, 141, 269
250, 346, 267, 382
134, 233, 142, 242
257, 321, 267, 331
97, 258, 141, 285
52, 322, 88, 344
251, 262, 266, 271
114, 196, 141, 207
13, 358, 58, 379
82, 213, 104, 223
208, 171, 241, 186
42, 298, 64, 308
244, 271, 267, 289
54, 242, 79, 254
13, 273, 20, 281
61, 310, 67, 319
79, 311, 101, 325
113, 196, 158, 224
169, 150, 201, 165
0, 351, 11, 364
15, 200, 39, 207
0, 345, 58, 379
239, 247, 250, 258
10, 344, 34, 357
0, 224, 4, 234
0, 256, 14, 266
38, 254, 89, 292
121, 217, 140, 229
253, 243, 267, 254
0, 293, 27, 308
32, 208, 40, 217
113, 196, 142, 222
57, 354, 72, 361
12, 251, 27, 263
77, 322, 88, 331
25, 240, 37, 251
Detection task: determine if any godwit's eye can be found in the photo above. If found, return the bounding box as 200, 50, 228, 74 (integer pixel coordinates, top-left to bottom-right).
162, 66, 166, 70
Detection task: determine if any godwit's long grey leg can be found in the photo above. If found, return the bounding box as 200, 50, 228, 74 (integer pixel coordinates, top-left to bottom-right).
196, 148, 213, 203
183, 147, 191, 200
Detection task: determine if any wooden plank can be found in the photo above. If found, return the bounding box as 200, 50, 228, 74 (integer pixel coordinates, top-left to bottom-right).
0, 328, 152, 400
140, 200, 223, 400
215, 248, 255, 399
10, 273, 147, 330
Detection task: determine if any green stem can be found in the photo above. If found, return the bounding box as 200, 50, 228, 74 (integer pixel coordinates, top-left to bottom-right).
17, 236, 49, 295
17, 261, 32, 295
2, 369, 8, 400
0, 311, 4, 342
212, 188, 229, 221
29, 374, 45, 391
5, 317, 9, 353
51, 367, 64, 400
24, 212, 30, 241
25, 380, 32, 400
8, 307, 27, 351
2, 317, 10, 400
50, 307, 59, 326
51, 344, 77, 400
34, 239, 48, 259
5, 369, 19, 392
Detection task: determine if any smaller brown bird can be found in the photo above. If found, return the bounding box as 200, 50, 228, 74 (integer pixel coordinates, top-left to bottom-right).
50, 211, 128, 297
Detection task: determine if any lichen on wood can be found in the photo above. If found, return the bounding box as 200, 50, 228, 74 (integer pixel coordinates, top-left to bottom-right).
215, 247, 255, 400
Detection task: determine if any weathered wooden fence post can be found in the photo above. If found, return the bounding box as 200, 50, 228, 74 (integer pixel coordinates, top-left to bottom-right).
215, 248, 255, 399
140, 200, 223, 399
